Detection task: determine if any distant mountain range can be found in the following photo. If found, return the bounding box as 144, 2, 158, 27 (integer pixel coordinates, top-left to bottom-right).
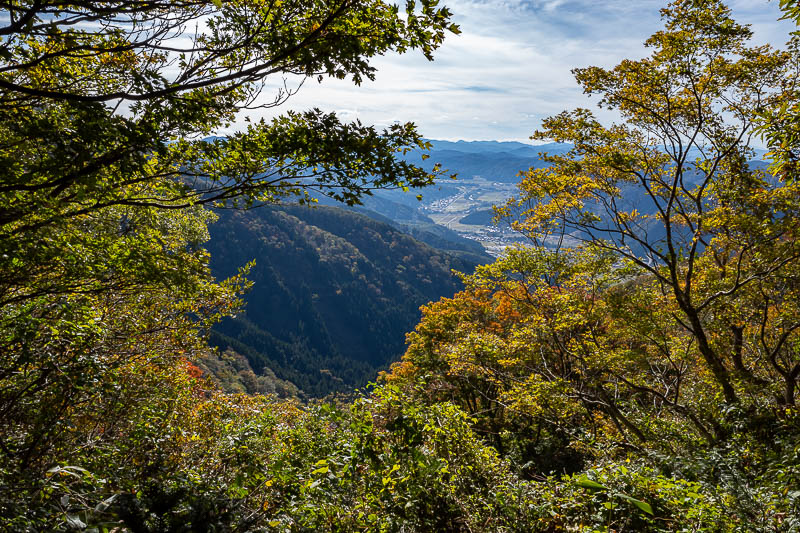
406, 140, 571, 184
423, 139, 570, 157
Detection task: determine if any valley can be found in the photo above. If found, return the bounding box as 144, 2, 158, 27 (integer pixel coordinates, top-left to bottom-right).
419, 177, 523, 257
360, 139, 568, 256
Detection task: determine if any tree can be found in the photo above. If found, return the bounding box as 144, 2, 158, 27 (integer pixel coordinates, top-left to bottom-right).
1, 0, 459, 304
387, 0, 800, 477
498, 0, 800, 408
757, 0, 800, 182
0, 0, 460, 516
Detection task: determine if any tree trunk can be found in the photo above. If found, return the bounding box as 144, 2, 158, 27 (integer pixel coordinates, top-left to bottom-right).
683, 305, 738, 404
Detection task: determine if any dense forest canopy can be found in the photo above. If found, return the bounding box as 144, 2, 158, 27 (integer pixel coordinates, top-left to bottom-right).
3, 0, 800, 531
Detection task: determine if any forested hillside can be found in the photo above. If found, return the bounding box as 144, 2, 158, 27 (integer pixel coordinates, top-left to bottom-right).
205, 205, 480, 396
319, 193, 494, 264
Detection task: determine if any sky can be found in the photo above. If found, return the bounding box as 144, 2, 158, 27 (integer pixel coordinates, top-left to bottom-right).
242, 0, 797, 143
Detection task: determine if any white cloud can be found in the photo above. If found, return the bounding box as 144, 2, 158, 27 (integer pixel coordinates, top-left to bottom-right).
231, 0, 796, 142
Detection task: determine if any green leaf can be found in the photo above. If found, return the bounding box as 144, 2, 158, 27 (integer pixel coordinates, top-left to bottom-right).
575, 476, 607, 491
617, 494, 654, 515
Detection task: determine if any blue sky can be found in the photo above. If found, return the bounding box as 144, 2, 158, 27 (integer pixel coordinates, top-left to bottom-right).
245, 0, 797, 143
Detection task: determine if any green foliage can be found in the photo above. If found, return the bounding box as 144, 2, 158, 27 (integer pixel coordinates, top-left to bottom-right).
253, 387, 526, 531
196, 348, 300, 397
498, 0, 800, 410
2, 366, 529, 531
756, 1, 800, 183
0, 0, 460, 527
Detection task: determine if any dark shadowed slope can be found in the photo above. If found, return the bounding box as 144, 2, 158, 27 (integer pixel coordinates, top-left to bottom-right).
205, 205, 481, 396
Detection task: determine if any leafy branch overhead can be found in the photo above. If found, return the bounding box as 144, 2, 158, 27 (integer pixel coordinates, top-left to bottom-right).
0, 0, 459, 102
0, 0, 459, 235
